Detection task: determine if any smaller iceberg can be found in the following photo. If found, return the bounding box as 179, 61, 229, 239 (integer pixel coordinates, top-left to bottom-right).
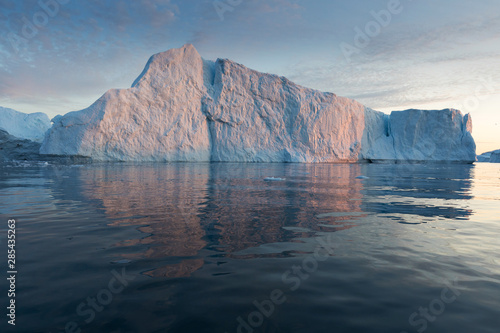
0, 107, 51, 142
477, 150, 500, 163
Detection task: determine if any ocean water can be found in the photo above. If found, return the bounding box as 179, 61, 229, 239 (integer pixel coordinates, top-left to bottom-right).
0, 162, 499, 333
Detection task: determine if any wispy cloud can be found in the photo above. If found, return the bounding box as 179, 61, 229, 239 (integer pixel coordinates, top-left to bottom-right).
284, 7, 500, 111
0, 0, 181, 115
0, 0, 498, 121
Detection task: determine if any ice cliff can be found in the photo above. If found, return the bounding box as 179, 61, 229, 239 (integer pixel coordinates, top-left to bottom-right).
0, 107, 51, 142
40, 44, 476, 163
361, 109, 475, 163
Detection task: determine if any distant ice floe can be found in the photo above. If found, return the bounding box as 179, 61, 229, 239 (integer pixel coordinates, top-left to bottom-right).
264, 177, 286, 181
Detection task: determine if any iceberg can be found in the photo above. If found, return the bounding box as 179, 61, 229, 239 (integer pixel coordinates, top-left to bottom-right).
41, 45, 211, 161
477, 150, 500, 163
361, 109, 476, 163
490, 152, 500, 163
264, 177, 286, 181
0, 107, 51, 143
40, 44, 476, 163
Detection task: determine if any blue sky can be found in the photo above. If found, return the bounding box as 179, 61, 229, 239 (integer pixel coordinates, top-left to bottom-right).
0, 0, 499, 153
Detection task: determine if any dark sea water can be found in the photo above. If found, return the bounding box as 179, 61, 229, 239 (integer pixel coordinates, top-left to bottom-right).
0, 162, 499, 333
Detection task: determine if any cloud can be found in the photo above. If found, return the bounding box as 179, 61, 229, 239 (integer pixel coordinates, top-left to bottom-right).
0, 0, 498, 122
282, 6, 500, 110
0, 0, 178, 61
0, 0, 181, 116
352, 13, 500, 65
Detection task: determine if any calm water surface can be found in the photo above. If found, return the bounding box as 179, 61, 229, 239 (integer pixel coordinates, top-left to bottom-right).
0, 162, 499, 333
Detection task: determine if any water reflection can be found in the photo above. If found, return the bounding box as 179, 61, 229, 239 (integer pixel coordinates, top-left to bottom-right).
77, 164, 209, 278
55, 162, 476, 279
199, 163, 365, 254
360, 164, 474, 222
1, 162, 488, 333
70, 163, 366, 277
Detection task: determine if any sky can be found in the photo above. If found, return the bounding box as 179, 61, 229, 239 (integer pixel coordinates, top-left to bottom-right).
0, 0, 499, 154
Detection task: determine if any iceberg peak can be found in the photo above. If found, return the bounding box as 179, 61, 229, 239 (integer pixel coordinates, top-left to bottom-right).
132, 44, 201, 89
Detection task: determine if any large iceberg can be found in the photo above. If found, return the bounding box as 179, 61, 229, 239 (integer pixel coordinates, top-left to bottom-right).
40, 44, 476, 163
0, 107, 51, 142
